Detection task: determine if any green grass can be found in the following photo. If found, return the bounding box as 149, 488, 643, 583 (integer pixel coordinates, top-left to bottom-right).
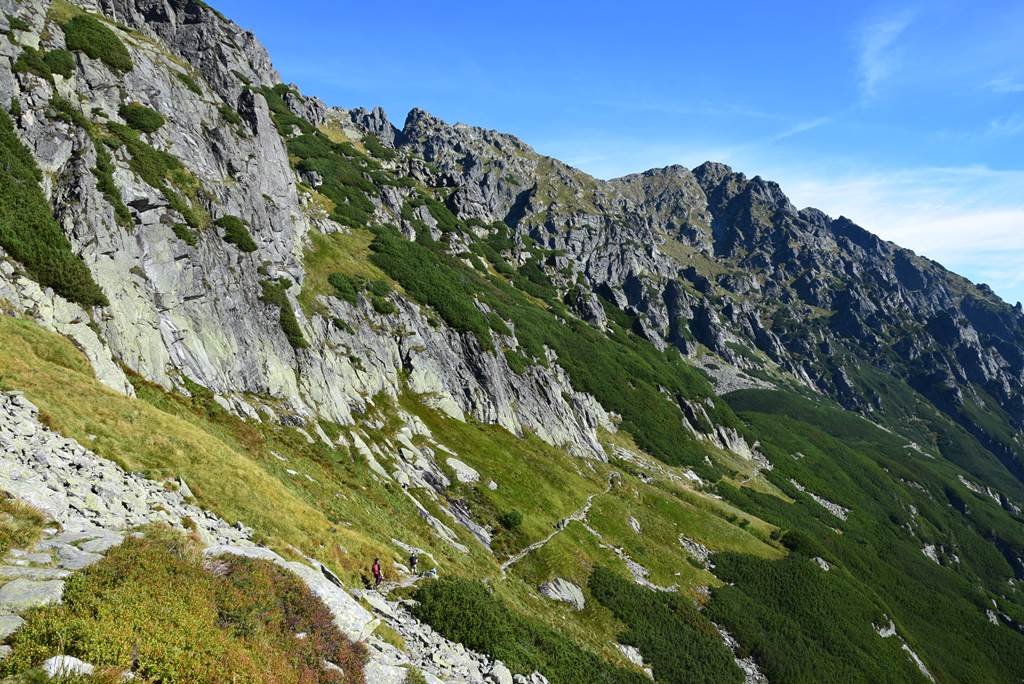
61, 14, 132, 74
215, 215, 257, 252
0, 109, 107, 307
0, 496, 47, 557
1, 527, 366, 682
119, 103, 164, 134
297, 229, 392, 314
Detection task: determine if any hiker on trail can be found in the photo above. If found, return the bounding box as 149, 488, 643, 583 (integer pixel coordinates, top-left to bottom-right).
372, 558, 383, 587
409, 552, 419, 574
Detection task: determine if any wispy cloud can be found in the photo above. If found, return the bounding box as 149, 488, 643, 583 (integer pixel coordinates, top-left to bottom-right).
986, 77, 1024, 94
987, 114, 1024, 137
780, 165, 1024, 303
858, 11, 915, 98
765, 116, 832, 144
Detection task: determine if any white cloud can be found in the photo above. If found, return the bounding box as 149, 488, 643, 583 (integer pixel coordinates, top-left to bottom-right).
858, 12, 915, 98
986, 77, 1024, 94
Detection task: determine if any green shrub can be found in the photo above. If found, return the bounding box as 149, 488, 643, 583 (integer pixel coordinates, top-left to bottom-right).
328, 272, 359, 304
363, 134, 395, 161
171, 222, 197, 246
219, 104, 243, 126
413, 578, 644, 684
6, 15, 30, 32
62, 14, 132, 74
94, 143, 132, 227
176, 71, 202, 94
14, 46, 77, 82
0, 528, 366, 681
216, 215, 257, 252
371, 295, 396, 315
43, 49, 75, 78
119, 103, 165, 133
497, 510, 523, 530
13, 47, 52, 81
0, 109, 107, 306
260, 278, 309, 349
589, 566, 742, 683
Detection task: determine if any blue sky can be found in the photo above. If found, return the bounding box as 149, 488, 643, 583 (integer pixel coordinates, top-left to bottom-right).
213, 0, 1024, 305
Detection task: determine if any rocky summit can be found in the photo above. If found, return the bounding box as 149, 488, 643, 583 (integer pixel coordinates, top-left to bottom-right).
0, 1, 1023, 682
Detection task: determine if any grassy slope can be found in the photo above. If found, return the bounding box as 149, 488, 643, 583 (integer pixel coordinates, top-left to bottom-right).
0, 309, 786, 676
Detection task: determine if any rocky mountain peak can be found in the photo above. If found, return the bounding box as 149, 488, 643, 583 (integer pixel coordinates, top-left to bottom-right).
99, 0, 280, 100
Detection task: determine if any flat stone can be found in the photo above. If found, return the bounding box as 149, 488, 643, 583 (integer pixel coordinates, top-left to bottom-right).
0, 579, 64, 611
43, 655, 95, 677
4, 549, 52, 565
78, 533, 124, 554
445, 457, 480, 484
56, 544, 103, 570
0, 566, 71, 581
0, 614, 25, 640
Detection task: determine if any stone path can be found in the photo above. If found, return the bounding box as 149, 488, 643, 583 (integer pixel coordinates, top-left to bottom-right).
500, 475, 615, 573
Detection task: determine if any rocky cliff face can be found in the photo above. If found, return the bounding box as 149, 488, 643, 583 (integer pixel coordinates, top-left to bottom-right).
0, 0, 609, 459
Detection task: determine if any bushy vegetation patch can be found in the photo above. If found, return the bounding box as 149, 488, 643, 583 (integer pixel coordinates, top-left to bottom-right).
589, 566, 741, 683
119, 102, 165, 133
412, 578, 646, 684
62, 14, 132, 74
171, 222, 197, 246
13, 47, 75, 82
219, 103, 243, 126
0, 109, 107, 306
363, 134, 395, 160
717, 388, 1024, 683
260, 84, 397, 229
6, 14, 30, 32
48, 98, 132, 228
215, 215, 257, 252
1, 527, 365, 681
328, 274, 397, 314
260, 278, 309, 349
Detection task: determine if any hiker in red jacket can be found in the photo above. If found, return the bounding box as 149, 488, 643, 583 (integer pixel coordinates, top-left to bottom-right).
372, 558, 383, 587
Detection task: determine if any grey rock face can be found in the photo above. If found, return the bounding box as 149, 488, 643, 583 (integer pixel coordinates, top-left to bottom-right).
538, 577, 585, 611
